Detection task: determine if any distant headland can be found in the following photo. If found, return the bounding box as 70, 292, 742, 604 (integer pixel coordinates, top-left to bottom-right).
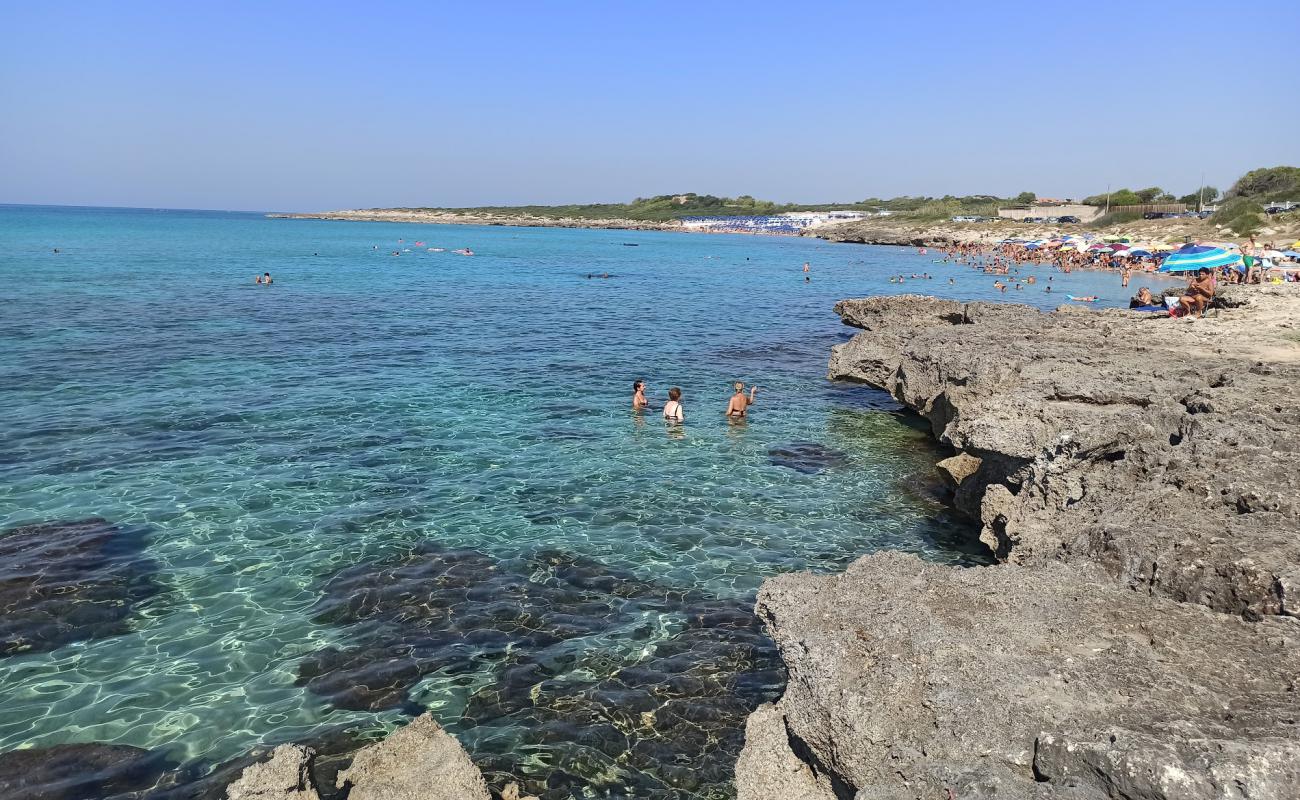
270, 166, 1300, 246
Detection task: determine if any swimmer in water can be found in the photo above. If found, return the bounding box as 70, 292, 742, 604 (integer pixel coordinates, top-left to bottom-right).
663, 387, 684, 421
726, 382, 758, 418
262, 272, 272, 284
632, 380, 648, 411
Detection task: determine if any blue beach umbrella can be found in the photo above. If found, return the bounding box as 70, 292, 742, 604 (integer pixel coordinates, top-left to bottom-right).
1157, 245, 1245, 273
1127, 248, 1153, 258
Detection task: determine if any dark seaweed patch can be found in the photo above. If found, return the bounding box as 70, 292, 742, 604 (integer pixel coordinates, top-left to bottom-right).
297, 544, 783, 799
0, 518, 158, 658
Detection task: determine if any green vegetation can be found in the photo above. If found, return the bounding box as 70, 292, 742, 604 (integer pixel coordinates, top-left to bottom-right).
381, 166, 1296, 224
1081, 188, 1145, 207
1227, 166, 1300, 202
393, 192, 1011, 222
1087, 209, 1143, 228
1177, 186, 1219, 207
1211, 197, 1265, 236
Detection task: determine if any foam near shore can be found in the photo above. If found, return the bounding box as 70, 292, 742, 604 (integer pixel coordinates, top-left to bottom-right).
735, 285, 1300, 798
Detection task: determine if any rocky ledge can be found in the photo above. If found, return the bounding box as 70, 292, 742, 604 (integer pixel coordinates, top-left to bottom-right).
736, 286, 1300, 799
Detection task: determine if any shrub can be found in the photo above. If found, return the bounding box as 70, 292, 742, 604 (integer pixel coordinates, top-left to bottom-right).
1088, 210, 1142, 228
1212, 197, 1265, 236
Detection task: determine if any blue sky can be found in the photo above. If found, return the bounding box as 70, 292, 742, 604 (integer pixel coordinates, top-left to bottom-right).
2, 1, 1296, 211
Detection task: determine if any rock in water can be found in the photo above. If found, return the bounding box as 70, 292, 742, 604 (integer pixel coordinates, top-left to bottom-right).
334, 715, 489, 800
0, 517, 157, 657
0, 743, 169, 800
224, 745, 319, 800
767, 442, 848, 474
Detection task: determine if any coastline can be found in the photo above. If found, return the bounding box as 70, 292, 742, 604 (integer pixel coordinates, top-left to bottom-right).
268, 208, 1300, 249
735, 285, 1300, 798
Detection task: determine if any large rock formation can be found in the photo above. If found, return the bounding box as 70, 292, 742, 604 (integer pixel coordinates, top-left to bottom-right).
736, 287, 1300, 799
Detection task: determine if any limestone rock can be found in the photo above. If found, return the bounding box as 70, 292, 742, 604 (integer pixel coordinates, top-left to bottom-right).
750, 551, 1300, 799
734, 704, 837, 800
334, 714, 489, 800
225, 745, 319, 800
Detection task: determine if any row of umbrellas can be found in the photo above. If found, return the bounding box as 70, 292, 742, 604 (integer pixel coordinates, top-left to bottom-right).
1003, 233, 1300, 274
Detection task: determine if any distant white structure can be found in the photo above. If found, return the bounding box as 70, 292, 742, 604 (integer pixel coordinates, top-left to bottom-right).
680, 209, 867, 233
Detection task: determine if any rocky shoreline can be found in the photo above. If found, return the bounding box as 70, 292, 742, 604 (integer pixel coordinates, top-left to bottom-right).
735, 286, 1300, 798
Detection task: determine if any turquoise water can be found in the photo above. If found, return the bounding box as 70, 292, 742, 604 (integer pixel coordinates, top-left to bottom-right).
0, 205, 1157, 797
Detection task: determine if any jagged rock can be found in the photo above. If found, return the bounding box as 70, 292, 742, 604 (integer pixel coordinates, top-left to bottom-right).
225, 745, 319, 800
828, 290, 1300, 616
750, 551, 1300, 799
935, 451, 981, 486
736, 288, 1300, 800
334, 714, 489, 800
0, 742, 169, 800
734, 704, 837, 800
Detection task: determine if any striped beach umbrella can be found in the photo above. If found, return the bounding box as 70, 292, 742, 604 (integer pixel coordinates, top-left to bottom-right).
1157, 245, 1245, 273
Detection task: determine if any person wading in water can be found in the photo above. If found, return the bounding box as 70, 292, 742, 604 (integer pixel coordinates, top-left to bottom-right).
726, 382, 758, 418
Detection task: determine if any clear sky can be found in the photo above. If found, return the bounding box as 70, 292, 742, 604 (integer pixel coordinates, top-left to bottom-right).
2, 1, 1296, 212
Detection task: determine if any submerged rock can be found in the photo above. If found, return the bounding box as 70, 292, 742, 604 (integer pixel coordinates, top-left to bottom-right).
0, 517, 157, 657
767, 442, 848, 474
0, 742, 170, 800
298, 545, 783, 798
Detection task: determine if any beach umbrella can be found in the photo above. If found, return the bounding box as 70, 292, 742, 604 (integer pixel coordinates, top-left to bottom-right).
1109, 243, 1131, 252
1151, 243, 1177, 251
1158, 245, 1245, 273
1102, 235, 1131, 243
1127, 248, 1153, 258
1282, 250, 1300, 259
1261, 249, 1286, 259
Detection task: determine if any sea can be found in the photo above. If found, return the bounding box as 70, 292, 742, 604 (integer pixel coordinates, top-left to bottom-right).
0, 204, 1171, 798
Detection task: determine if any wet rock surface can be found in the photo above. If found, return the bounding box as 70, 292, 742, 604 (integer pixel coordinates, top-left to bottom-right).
0, 517, 158, 657
298, 544, 783, 799
736, 287, 1300, 799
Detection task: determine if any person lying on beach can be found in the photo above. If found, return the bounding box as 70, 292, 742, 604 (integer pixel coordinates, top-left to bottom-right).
632, 380, 648, 411
726, 382, 757, 418
663, 387, 684, 421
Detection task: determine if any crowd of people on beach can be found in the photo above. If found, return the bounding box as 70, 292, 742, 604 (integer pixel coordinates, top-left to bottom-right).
632, 380, 758, 422
920, 233, 1299, 317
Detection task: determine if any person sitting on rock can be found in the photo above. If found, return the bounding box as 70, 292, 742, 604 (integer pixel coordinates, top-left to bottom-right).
1129, 287, 1156, 309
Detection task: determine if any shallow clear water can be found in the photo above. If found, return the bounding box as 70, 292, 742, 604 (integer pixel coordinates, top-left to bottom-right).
0, 205, 1167, 796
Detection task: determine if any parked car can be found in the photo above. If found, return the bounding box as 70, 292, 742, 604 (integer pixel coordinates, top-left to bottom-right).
1021, 216, 1046, 223
1057, 215, 1080, 224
